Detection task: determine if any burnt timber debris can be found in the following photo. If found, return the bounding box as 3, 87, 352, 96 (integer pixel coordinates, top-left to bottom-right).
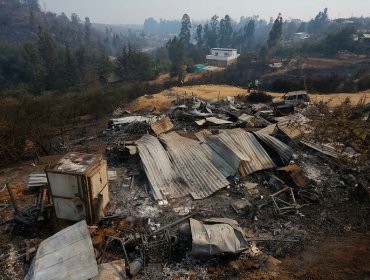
0, 89, 369, 279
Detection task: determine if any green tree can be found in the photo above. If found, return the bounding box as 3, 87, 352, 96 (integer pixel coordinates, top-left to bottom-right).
37, 28, 58, 90
179, 14, 191, 45
84, 17, 92, 45
204, 15, 219, 49
166, 36, 185, 80
267, 14, 283, 48
195, 24, 203, 49
244, 20, 255, 48
21, 43, 46, 93
219, 15, 233, 47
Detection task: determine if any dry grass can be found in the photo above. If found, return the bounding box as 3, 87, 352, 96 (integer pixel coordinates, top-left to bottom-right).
268, 91, 370, 106
125, 84, 370, 112
125, 84, 247, 112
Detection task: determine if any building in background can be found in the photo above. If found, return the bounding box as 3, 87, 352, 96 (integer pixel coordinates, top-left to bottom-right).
206, 48, 240, 67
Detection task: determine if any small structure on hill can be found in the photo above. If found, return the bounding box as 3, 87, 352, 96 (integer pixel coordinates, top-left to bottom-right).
206, 48, 239, 67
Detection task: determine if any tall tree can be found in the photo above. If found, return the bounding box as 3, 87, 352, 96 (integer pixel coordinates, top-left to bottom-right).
84, 17, 91, 45
205, 15, 219, 49
219, 15, 233, 47
244, 20, 255, 48
267, 14, 283, 48
195, 24, 203, 49
37, 28, 58, 90
179, 14, 191, 45
166, 36, 185, 80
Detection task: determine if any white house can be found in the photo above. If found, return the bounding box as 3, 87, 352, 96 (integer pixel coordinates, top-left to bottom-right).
206, 48, 240, 67
294, 32, 310, 41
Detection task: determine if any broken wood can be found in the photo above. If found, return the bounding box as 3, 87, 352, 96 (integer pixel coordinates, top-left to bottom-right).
6, 183, 19, 214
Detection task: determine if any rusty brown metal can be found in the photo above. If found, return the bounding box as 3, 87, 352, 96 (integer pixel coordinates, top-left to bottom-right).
277, 165, 309, 188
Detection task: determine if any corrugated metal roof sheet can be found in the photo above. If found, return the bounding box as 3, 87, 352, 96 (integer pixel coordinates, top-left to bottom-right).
159, 132, 229, 199
28, 220, 98, 280
257, 124, 277, 135
151, 116, 174, 136
195, 130, 212, 142
203, 129, 275, 176
277, 119, 304, 140
136, 135, 187, 200
300, 139, 340, 158
200, 143, 236, 177
205, 117, 233, 125
255, 133, 294, 163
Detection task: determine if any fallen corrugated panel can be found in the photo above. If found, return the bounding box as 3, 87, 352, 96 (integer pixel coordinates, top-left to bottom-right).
203, 129, 275, 176
110, 115, 159, 126
27, 173, 48, 189
200, 143, 236, 177
151, 116, 174, 136
27, 220, 98, 280
257, 124, 277, 135
195, 130, 236, 177
194, 130, 212, 142
205, 117, 233, 125
136, 135, 187, 200
255, 133, 294, 163
159, 132, 229, 200
277, 119, 304, 140
300, 139, 340, 158
189, 218, 248, 256
238, 114, 254, 122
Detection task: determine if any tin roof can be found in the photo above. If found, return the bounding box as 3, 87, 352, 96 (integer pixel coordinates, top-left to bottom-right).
159, 132, 229, 199
136, 135, 187, 201
151, 116, 174, 136
46, 152, 102, 175
255, 132, 294, 163
300, 140, 341, 158
202, 129, 275, 176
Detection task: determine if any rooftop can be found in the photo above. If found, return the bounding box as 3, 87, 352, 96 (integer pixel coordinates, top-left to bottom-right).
46, 152, 102, 175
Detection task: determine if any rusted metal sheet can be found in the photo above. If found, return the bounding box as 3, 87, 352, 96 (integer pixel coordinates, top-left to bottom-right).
257, 124, 277, 135
300, 140, 340, 158
150, 116, 174, 136
255, 132, 294, 163
202, 129, 275, 176
277, 119, 304, 140
159, 132, 229, 200
277, 165, 309, 188
136, 135, 187, 201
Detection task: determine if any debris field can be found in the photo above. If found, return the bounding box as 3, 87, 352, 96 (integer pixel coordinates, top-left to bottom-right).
0, 89, 369, 280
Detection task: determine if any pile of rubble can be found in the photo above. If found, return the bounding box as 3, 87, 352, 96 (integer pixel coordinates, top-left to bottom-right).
0, 89, 369, 279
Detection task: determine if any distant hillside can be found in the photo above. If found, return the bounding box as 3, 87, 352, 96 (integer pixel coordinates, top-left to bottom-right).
0, 0, 110, 49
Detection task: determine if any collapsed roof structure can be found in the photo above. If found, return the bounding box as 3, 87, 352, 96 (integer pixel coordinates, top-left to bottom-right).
137, 129, 292, 201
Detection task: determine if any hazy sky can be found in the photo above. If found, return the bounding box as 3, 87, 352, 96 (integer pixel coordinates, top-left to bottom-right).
41, 0, 370, 24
